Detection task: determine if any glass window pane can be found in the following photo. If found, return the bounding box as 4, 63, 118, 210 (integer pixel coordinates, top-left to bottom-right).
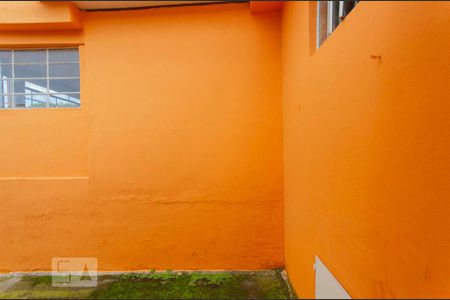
14, 79, 47, 94
0, 49, 81, 109
14, 50, 46, 63
49, 93, 80, 108
49, 79, 79, 93
49, 49, 79, 63
13, 94, 26, 108
0, 51, 12, 64
0, 80, 12, 94
343, 1, 357, 17
30, 94, 48, 108
0, 94, 12, 108
332, 1, 340, 30
14, 64, 47, 78
14, 94, 48, 108
0, 65, 12, 79
49, 63, 79, 77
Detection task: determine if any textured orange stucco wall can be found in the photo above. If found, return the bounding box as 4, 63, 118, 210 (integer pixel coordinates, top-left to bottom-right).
0, 3, 284, 272
282, 1, 450, 298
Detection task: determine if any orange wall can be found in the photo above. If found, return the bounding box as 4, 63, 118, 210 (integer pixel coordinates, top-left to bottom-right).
282, 1, 450, 298
0, 3, 283, 272
0, 1, 81, 31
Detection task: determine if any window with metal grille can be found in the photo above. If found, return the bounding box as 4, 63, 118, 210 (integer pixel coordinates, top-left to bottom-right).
0, 48, 80, 109
317, 1, 358, 48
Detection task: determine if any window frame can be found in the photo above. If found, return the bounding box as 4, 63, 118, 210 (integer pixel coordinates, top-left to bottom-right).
0, 47, 81, 109
316, 1, 358, 49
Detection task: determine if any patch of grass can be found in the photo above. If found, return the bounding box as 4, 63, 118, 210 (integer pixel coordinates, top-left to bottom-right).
0, 290, 29, 299
188, 272, 233, 286
92, 271, 289, 299
28, 288, 96, 299
148, 271, 177, 285
0, 270, 291, 299
26, 275, 53, 287
119, 270, 177, 285
92, 272, 237, 299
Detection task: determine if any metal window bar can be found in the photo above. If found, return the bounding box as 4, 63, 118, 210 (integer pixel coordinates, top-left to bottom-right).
327, 1, 334, 36
316, 2, 323, 49
316, 1, 321, 49
316, 1, 330, 49
338, 1, 344, 20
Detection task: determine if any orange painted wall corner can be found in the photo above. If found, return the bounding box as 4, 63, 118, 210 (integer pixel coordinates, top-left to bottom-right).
250, 1, 283, 14
0, 1, 81, 31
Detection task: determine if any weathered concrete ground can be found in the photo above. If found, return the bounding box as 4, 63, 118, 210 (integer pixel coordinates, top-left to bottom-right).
0, 270, 292, 299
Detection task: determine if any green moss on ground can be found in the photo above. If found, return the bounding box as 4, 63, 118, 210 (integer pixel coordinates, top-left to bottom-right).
0, 277, 10, 283
92, 270, 289, 299
0, 270, 290, 299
